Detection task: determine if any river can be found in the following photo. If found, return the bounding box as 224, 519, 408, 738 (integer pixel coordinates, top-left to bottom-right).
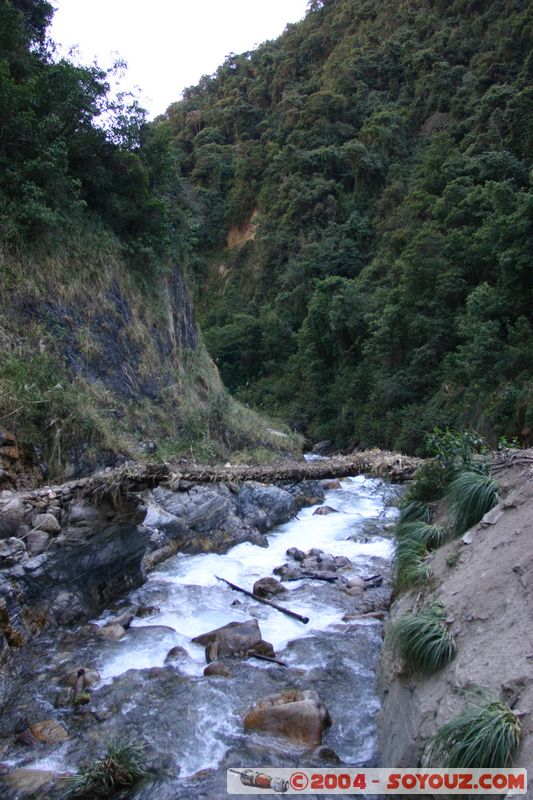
2, 474, 400, 799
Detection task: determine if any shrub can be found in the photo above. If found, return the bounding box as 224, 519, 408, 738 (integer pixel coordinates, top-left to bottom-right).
405, 460, 453, 502
426, 695, 521, 768
447, 469, 500, 535
389, 603, 456, 674
394, 533, 431, 592
63, 738, 147, 798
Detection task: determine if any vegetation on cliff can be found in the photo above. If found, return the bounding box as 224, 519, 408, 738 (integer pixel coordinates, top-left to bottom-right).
162, 0, 533, 452
0, 0, 300, 480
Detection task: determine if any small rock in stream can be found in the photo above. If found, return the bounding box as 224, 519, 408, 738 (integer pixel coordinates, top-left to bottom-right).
204, 662, 231, 678
313, 506, 339, 516
253, 577, 287, 597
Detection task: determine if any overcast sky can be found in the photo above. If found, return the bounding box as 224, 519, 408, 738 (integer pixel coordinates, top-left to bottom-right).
50, 0, 310, 118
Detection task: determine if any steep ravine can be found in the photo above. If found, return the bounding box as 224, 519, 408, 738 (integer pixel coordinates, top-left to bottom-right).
378, 453, 533, 780
0, 470, 403, 798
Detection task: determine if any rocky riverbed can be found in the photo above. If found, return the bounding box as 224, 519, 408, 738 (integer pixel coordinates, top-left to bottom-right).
0, 474, 402, 799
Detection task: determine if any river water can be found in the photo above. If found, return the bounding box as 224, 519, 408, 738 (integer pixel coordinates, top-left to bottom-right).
3, 475, 400, 799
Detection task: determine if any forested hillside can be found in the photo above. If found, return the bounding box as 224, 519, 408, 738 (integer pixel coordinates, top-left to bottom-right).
0, 0, 298, 482
161, 0, 533, 452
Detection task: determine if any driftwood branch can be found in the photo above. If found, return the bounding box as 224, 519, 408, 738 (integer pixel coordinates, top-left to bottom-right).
246, 651, 288, 667
215, 576, 309, 624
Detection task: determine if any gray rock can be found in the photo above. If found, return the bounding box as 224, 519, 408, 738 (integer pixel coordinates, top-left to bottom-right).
68, 503, 102, 527
313, 505, 339, 516
0, 537, 26, 566
143, 503, 187, 539
286, 547, 305, 561
192, 619, 263, 662
25, 530, 50, 556
32, 513, 60, 534
253, 577, 287, 598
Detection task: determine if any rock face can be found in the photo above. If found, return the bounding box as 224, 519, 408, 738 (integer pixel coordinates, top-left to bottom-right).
0, 494, 148, 652
244, 689, 331, 745
143, 480, 320, 559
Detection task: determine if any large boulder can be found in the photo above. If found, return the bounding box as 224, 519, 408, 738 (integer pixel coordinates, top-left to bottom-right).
244, 689, 331, 746
192, 619, 263, 662
32, 513, 60, 534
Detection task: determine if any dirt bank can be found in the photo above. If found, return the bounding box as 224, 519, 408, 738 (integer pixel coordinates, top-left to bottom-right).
378, 452, 533, 780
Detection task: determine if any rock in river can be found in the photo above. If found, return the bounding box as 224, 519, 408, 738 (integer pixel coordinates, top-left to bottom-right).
253, 577, 287, 598
244, 689, 331, 746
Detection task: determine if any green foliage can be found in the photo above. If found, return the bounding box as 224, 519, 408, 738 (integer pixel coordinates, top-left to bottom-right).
425, 428, 488, 469
447, 469, 500, 535
389, 602, 456, 674
405, 460, 453, 503
426, 694, 521, 768
63, 738, 147, 798
394, 532, 431, 593
168, 0, 533, 450
398, 501, 431, 524
397, 520, 446, 551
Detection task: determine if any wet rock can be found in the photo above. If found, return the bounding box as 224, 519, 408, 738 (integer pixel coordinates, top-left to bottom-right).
143, 503, 187, 539
0, 537, 26, 566
322, 479, 341, 490
32, 513, 60, 534
204, 662, 231, 678
286, 547, 305, 561
193, 619, 263, 662
95, 623, 126, 640
28, 720, 69, 744
334, 555, 352, 569
107, 611, 134, 629
309, 548, 324, 557
64, 667, 100, 688
164, 646, 189, 663
25, 530, 50, 555
313, 506, 339, 516
2, 769, 59, 794
253, 577, 287, 598
136, 605, 160, 618
54, 688, 73, 708
244, 689, 331, 746
273, 563, 302, 580
344, 577, 365, 597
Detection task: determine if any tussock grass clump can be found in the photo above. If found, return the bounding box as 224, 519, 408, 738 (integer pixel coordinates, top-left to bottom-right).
397, 520, 446, 550
394, 533, 431, 592
389, 603, 456, 674
426, 695, 521, 768
447, 469, 500, 535
398, 501, 431, 524
63, 738, 146, 798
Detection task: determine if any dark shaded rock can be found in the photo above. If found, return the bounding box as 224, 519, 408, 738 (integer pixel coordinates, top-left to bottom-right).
0, 538, 26, 567
164, 646, 189, 664
193, 619, 263, 663
244, 689, 331, 746
313, 505, 339, 516
311, 440, 333, 455
204, 662, 231, 678
286, 547, 305, 562
322, 479, 341, 490
136, 605, 160, 618
253, 577, 287, 598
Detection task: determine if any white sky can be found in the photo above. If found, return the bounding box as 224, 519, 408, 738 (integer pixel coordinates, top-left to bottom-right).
50, 0, 310, 118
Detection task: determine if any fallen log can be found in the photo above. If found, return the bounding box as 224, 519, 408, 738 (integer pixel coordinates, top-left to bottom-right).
215, 576, 309, 624
246, 650, 288, 667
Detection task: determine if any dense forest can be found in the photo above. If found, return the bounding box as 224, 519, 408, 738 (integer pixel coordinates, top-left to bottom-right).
1, 0, 532, 463
160, 0, 533, 452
